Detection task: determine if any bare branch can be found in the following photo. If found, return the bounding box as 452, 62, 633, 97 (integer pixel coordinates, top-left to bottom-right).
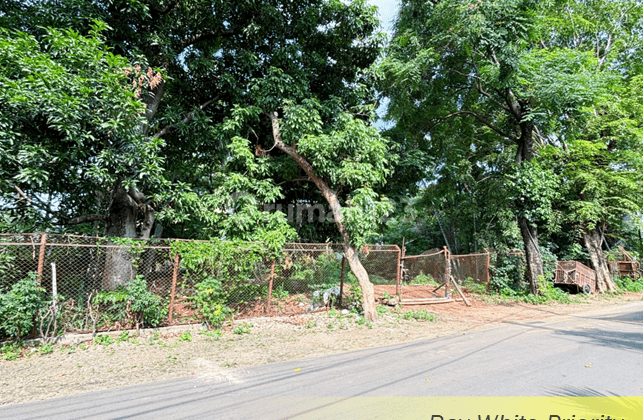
61, 214, 107, 225
424, 111, 518, 143
13, 185, 33, 204
153, 97, 218, 138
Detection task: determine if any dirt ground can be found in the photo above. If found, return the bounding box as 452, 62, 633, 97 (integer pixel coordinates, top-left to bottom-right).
1, 290, 641, 406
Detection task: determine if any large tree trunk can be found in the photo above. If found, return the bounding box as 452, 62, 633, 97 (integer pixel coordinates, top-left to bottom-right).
515, 118, 546, 293
102, 183, 155, 289
268, 112, 378, 321
103, 183, 138, 289
583, 227, 615, 292
518, 216, 544, 294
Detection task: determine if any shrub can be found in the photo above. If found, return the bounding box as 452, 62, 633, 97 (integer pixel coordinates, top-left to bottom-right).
193, 277, 234, 328
0, 272, 49, 340
125, 276, 165, 327
490, 254, 525, 295
410, 272, 438, 286
615, 277, 643, 293
92, 275, 165, 329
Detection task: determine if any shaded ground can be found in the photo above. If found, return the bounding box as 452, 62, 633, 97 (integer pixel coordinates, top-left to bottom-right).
1, 291, 641, 406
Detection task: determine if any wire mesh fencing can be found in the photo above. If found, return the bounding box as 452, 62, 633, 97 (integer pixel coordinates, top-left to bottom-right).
451, 252, 491, 289
0, 234, 403, 335
398, 248, 491, 302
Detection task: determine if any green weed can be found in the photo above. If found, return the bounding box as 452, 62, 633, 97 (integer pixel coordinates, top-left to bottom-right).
403, 309, 437, 322
179, 330, 193, 342
233, 322, 252, 335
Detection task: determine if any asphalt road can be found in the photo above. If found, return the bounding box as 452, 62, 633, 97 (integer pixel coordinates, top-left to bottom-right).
2, 301, 643, 419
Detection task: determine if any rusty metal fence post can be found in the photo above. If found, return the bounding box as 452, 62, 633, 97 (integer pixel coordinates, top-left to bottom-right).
339, 255, 346, 307
168, 252, 180, 325
396, 243, 404, 298
485, 249, 491, 292
444, 246, 451, 298
267, 259, 276, 314
37, 233, 47, 283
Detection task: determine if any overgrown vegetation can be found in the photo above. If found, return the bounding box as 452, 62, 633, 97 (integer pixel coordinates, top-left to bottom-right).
0, 272, 53, 340
92, 276, 165, 330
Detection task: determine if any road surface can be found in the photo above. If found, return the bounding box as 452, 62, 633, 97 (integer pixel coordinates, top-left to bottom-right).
2, 301, 642, 419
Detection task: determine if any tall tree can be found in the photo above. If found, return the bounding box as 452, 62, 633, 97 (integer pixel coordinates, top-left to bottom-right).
380, 0, 616, 292
0, 23, 161, 235
544, 75, 643, 291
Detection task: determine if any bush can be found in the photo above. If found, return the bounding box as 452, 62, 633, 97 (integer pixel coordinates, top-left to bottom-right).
92, 275, 165, 329
410, 272, 438, 286
490, 254, 525, 295
615, 277, 643, 293
0, 272, 49, 340
193, 277, 234, 328
462, 277, 486, 295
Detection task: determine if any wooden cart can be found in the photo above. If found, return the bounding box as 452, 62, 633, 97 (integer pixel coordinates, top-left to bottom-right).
553, 261, 596, 294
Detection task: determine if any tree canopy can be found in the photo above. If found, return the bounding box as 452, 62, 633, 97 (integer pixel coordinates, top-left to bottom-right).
3, 0, 643, 298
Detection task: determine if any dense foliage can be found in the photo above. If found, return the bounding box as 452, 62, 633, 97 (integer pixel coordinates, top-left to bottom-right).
2, 0, 643, 299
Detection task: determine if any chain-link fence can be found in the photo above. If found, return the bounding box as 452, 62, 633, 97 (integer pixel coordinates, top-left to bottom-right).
0, 234, 402, 335
0, 233, 499, 336
398, 248, 491, 302
451, 252, 490, 288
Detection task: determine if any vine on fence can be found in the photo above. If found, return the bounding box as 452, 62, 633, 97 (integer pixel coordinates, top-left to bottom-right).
171, 239, 280, 323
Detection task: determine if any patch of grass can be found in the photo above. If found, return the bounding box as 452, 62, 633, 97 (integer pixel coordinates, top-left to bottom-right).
403, 309, 437, 322
39, 343, 54, 355
117, 331, 130, 343
1, 343, 22, 361
178, 330, 192, 342
461, 277, 487, 295
148, 332, 160, 345
201, 330, 223, 339
305, 320, 317, 329
410, 272, 439, 286
94, 334, 114, 347
62, 346, 76, 354
233, 322, 252, 335
376, 305, 390, 316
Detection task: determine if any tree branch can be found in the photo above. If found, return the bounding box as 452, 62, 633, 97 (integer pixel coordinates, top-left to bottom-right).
424, 111, 518, 143
13, 185, 33, 204
153, 97, 218, 138
275, 177, 311, 186
180, 29, 234, 49
61, 214, 107, 225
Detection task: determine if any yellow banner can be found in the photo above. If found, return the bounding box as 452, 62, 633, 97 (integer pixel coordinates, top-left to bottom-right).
265, 397, 643, 420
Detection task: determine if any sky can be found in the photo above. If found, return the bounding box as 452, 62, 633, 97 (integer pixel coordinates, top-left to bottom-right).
370, 0, 399, 34
368, 0, 399, 128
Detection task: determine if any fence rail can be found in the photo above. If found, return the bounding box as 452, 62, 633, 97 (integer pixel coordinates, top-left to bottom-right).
0, 234, 402, 334
0, 233, 498, 337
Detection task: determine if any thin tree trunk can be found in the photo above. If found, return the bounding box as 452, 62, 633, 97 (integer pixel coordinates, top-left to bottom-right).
583, 227, 615, 292
268, 112, 378, 321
